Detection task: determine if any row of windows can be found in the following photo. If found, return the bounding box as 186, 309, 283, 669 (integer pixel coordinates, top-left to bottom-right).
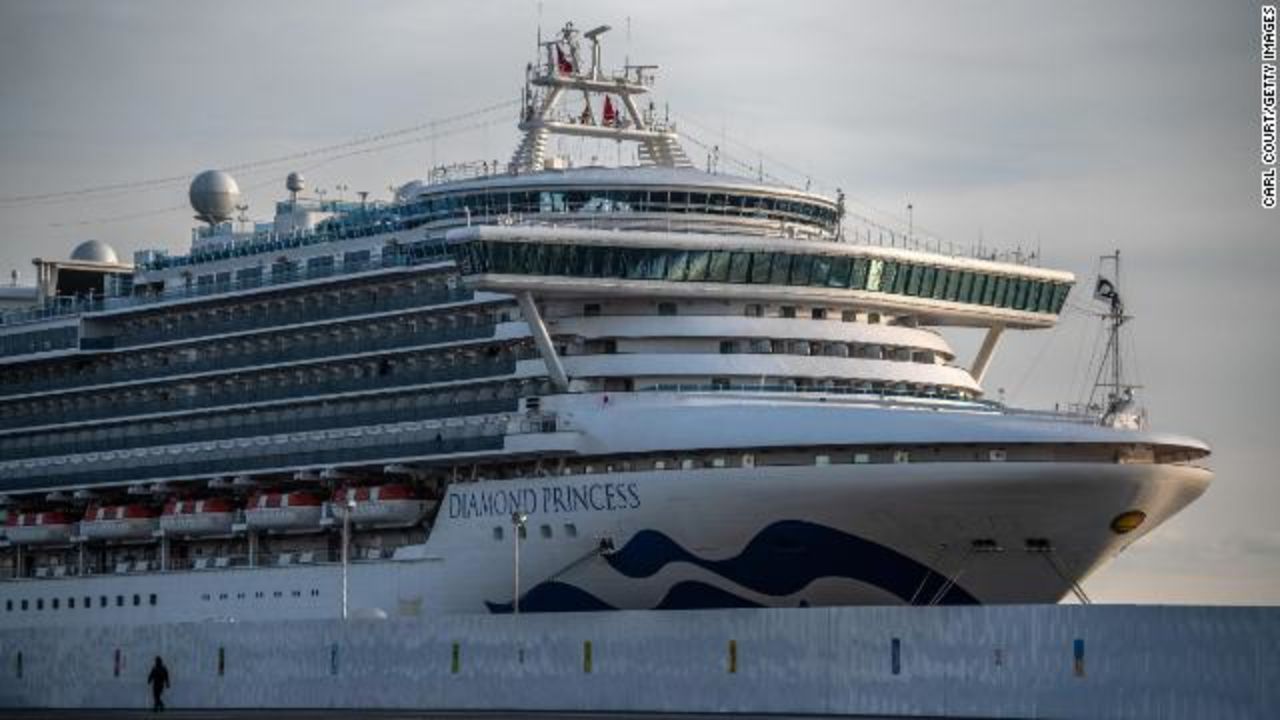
493, 522, 579, 541
0, 326, 77, 359
5, 592, 157, 612
457, 242, 1072, 315
200, 588, 320, 601
396, 187, 838, 230
150, 186, 837, 271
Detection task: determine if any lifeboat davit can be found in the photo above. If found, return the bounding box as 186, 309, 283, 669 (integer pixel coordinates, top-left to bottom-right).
4, 511, 75, 545
332, 484, 434, 528
244, 491, 323, 532
80, 504, 158, 541
160, 498, 237, 537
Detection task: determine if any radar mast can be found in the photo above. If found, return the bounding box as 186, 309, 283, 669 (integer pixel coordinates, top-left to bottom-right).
509, 21, 693, 173
1088, 250, 1144, 428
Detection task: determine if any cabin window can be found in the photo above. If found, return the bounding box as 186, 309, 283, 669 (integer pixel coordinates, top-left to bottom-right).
20, 600, 28, 611
811, 308, 827, 320
719, 341, 738, 354
540, 524, 553, 539
132, 594, 140, 607
116, 595, 124, 607
36, 599, 43, 611
815, 454, 831, 466
854, 453, 871, 464
84, 596, 90, 609
4, 600, 10, 612
493, 526, 504, 541
564, 524, 578, 538
893, 450, 911, 464
100, 596, 107, 608
743, 303, 764, 317
583, 303, 602, 317
51, 598, 59, 610
779, 306, 796, 319
657, 302, 678, 316
149, 594, 158, 606
68, 597, 75, 609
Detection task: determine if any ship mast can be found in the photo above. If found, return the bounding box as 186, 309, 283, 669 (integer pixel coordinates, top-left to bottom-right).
509, 21, 692, 173
1088, 251, 1143, 428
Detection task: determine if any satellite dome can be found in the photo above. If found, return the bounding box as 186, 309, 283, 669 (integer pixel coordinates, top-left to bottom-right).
70, 239, 119, 264
189, 170, 241, 225
286, 172, 305, 194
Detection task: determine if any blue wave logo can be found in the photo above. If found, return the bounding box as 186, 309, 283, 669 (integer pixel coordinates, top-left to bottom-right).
486, 519, 976, 613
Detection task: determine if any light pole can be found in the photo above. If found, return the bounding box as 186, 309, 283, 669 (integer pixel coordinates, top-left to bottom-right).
511, 511, 527, 614
341, 496, 355, 620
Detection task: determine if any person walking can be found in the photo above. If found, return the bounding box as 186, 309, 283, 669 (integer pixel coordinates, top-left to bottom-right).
147, 656, 170, 712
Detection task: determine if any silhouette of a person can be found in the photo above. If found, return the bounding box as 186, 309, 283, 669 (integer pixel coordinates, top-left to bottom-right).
147, 656, 170, 712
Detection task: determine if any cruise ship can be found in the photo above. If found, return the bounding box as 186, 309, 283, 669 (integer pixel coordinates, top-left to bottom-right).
0, 23, 1210, 626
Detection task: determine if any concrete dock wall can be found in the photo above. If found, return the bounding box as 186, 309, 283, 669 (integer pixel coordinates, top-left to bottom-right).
0, 605, 1276, 718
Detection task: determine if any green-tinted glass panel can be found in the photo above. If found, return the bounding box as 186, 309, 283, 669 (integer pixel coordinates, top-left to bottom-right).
810, 256, 831, 286
644, 249, 668, 280
907, 265, 924, 296
993, 276, 1010, 307
666, 251, 690, 281
685, 251, 710, 281
851, 257, 870, 289
879, 261, 898, 293
707, 251, 732, 282
1025, 281, 1042, 312
957, 272, 974, 302
728, 253, 752, 283
1038, 282, 1055, 313
597, 247, 619, 277
978, 274, 995, 305
1012, 279, 1028, 309
790, 254, 815, 285
769, 254, 792, 285
942, 269, 960, 300
623, 249, 648, 280
931, 267, 952, 298
1052, 283, 1071, 313
865, 258, 884, 291
891, 263, 910, 294
750, 253, 772, 283
828, 257, 852, 288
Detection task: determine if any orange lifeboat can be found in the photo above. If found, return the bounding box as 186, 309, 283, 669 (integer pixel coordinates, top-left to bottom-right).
80, 504, 158, 541
332, 484, 434, 528
244, 491, 323, 532
160, 498, 237, 537
4, 511, 75, 545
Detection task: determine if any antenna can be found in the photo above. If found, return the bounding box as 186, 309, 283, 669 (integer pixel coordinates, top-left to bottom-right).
1088, 250, 1142, 427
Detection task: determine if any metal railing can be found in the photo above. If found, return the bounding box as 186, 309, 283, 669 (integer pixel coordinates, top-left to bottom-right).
0, 398, 520, 461
5, 322, 498, 397
0, 357, 518, 430
0, 435, 505, 492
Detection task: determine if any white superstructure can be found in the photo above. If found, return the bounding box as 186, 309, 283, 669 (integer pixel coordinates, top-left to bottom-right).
0, 22, 1210, 626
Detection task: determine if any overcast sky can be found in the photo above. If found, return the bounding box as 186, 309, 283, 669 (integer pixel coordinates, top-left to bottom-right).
1, 1, 1276, 603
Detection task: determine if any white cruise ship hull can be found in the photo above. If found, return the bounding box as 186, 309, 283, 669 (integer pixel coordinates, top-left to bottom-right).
0, 397, 1210, 627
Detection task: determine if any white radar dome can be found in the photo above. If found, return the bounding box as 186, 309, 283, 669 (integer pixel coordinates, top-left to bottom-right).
286, 172, 305, 193
189, 170, 241, 225
70, 239, 119, 264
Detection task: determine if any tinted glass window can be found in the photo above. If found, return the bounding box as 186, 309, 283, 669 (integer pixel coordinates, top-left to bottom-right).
769, 254, 792, 285
707, 251, 732, 282
728, 253, 752, 283
750, 253, 773, 283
